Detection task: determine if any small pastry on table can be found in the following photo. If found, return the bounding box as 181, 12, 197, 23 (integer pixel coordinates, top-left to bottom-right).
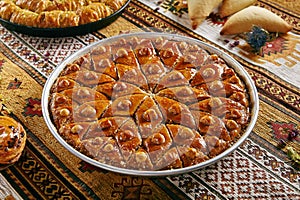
0, 116, 26, 169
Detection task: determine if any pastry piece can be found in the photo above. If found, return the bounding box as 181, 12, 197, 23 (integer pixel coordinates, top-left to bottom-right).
83, 136, 126, 168
191, 111, 231, 141
134, 96, 164, 138
104, 94, 147, 117
127, 148, 153, 170
177, 146, 209, 167
52, 106, 75, 128
155, 96, 196, 129
167, 124, 195, 147
51, 77, 79, 93
64, 70, 115, 86
154, 70, 189, 93
54, 0, 87, 11
96, 81, 146, 99
134, 39, 158, 65
112, 41, 139, 67
103, 0, 127, 10
58, 122, 90, 150
190, 64, 226, 86
0, 0, 19, 20
73, 100, 110, 122
49, 92, 79, 111
10, 8, 38, 27
16, 0, 55, 13
157, 41, 184, 69
37, 10, 80, 28
140, 60, 167, 92
0, 116, 26, 165
77, 3, 112, 24
177, 42, 210, 68
219, 0, 256, 18
168, 124, 208, 155
157, 86, 210, 105
196, 80, 244, 97
144, 125, 173, 165
188, 0, 222, 29
115, 119, 142, 161
116, 65, 149, 91
189, 96, 247, 115
204, 135, 228, 157
61, 87, 108, 104
220, 6, 293, 35
154, 147, 183, 170
90, 45, 117, 79
84, 117, 129, 139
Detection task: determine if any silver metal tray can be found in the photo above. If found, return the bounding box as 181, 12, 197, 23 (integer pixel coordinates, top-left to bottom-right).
42, 32, 259, 176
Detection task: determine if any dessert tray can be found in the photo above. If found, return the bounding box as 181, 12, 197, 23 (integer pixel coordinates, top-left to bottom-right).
0, 0, 130, 37
42, 32, 259, 176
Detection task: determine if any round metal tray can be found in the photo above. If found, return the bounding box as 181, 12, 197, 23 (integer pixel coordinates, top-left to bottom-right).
42, 32, 259, 176
0, 0, 130, 37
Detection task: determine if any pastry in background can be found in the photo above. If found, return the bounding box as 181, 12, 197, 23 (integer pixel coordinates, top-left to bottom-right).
188, 0, 222, 29
0, 116, 26, 165
219, 0, 256, 18
220, 6, 293, 35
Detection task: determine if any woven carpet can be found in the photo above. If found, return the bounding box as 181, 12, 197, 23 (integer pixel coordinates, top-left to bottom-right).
0, 0, 299, 199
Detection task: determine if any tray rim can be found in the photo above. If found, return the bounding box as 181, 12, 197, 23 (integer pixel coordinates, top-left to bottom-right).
0, 0, 130, 37
42, 32, 259, 176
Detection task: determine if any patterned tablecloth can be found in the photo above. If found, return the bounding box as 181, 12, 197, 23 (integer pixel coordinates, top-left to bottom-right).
0, 0, 299, 199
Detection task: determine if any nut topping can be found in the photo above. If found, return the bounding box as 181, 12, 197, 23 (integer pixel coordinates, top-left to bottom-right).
210, 81, 223, 91
96, 46, 107, 54
58, 79, 70, 87
178, 128, 194, 139
179, 42, 188, 49
151, 133, 166, 145
103, 143, 114, 152
119, 130, 134, 142
161, 48, 174, 58
98, 59, 111, 68
116, 48, 128, 58
168, 104, 182, 116
142, 109, 158, 122
117, 100, 132, 110
146, 63, 163, 75
98, 119, 113, 130
71, 125, 84, 134
113, 82, 127, 91
209, 98, 222, 108
55, 96, 67, 104
80, 105, 96, 117
230, 109, 242, 118
77, 88, 90, 97
202, 68, 215, 78
168, 72, 184, 81
59, 108, 70, 117
226, 120, 239, 130
177, 87, 194, 96
84, 71, 98, 80
138, 47, 153, 56
200, 115, 215, 125
135, 152, 148, 162
65, 64, 80, 74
